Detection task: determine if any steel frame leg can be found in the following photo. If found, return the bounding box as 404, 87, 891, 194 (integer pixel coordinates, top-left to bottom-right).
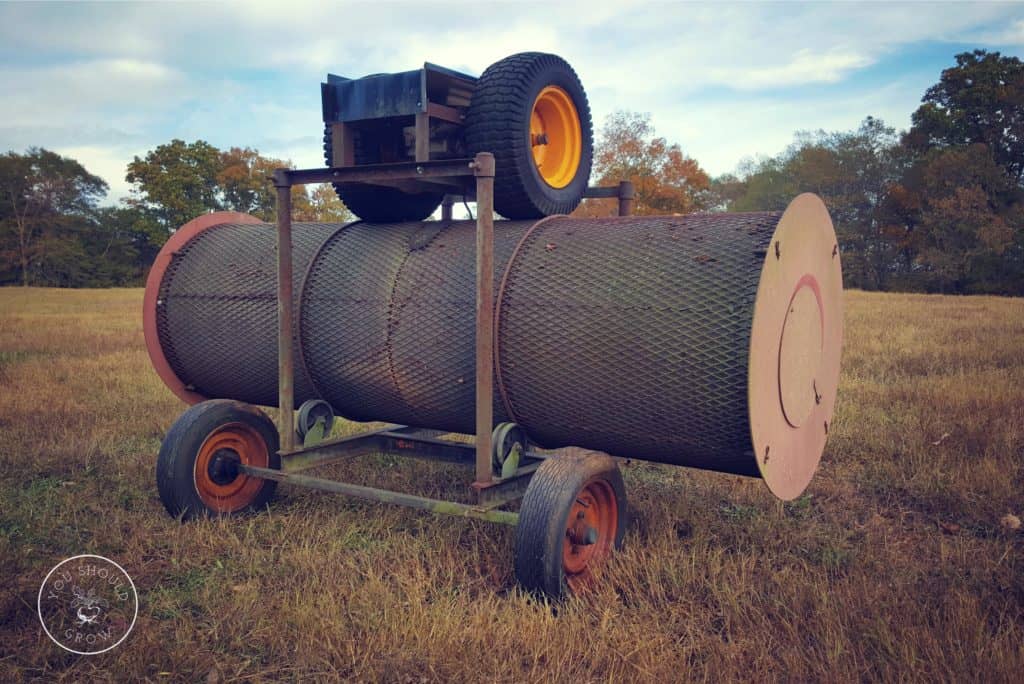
472, 152, 496, 488
273, 178, 295, 452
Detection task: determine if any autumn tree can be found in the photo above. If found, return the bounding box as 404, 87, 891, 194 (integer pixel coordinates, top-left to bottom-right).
0, 148, 108, 286
297, 184, 354, 223
725, 119, 905, 289
905, 50, 1024, 184
575, 111, 710, 217
887, 50, 1024, 293
882, 144, 1023, 293
128, 141, 344, 233
218, 147, 318, 222
125, 139, 222, 235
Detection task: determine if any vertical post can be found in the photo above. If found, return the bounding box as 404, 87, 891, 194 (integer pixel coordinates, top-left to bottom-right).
330, 122, 355, 167
618, 180, 635, 217
414, 112, 430, 162
272, 170, 295, 452
472, 152, 496, 486
441, 195, 454, 221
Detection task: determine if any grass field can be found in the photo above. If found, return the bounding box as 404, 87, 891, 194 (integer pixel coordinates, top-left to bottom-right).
0, 287, 1022, 682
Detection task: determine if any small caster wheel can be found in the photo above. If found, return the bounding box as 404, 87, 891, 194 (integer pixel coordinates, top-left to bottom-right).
492, 422, 528, 477
297, 399, 334, 445
156, 400, 280, 520
514, 449, 627, 599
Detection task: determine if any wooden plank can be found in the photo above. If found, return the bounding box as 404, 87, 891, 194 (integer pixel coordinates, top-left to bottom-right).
415, 112, 430, 162
426, 102, 464, 125
330, 122, 355, 167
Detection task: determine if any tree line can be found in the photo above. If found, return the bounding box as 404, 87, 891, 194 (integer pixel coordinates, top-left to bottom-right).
580, 50, 1023, 295
2, 49, 1022, 294
0, 143, 351, 287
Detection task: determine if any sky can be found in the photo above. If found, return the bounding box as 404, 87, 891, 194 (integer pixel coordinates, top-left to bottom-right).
1, 1, 1022, 204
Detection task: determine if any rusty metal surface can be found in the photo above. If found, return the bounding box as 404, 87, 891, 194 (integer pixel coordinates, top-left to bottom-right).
275, 183, 296, 451
149, 201, 841, 493
143, 211, 262, 405
299, 219, 531, 430
154, 220, 339, 407
472, 152, 497, 485
494, 212, 781, 476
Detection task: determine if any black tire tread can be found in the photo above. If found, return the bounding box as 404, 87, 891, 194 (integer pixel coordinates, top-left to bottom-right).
514, 449, 626, 599
323, 126, 444, 222
156, 399, 280, 520
465, 52, 593, 219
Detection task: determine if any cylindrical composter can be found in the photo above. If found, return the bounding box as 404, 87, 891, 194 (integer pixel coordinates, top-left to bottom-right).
144, 194, 842, 499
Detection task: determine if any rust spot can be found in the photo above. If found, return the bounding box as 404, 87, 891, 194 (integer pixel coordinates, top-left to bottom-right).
694, 254, 717, 264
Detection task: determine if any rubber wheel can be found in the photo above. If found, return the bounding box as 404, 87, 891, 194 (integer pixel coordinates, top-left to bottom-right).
323, 125, 444, 222
465, 52, 593, 219
296, 399, 334, 441
492, 422, 528, 471
156, 400, 280, 520
514, 449, 626, 599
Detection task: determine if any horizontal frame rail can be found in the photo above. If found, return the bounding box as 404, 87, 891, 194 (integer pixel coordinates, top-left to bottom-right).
240, 464, 519, 525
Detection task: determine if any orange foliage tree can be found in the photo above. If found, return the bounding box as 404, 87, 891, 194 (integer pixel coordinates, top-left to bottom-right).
574, 111, 710, 217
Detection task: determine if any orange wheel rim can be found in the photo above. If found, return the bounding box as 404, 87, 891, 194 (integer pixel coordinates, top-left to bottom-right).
563, 478, 618, 591
194, 423, 269, 513
530, 86, 582, 189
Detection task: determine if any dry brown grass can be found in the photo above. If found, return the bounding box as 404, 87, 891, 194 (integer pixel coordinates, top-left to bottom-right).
0, 287, 1022, 682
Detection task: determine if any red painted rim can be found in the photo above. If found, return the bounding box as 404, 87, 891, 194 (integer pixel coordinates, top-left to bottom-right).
143, 211, 262, 405
563, 477, 619, 592
193, 421, 270, 512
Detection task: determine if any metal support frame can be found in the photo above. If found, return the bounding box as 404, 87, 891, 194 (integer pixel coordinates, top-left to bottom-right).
266, 157, 634, 524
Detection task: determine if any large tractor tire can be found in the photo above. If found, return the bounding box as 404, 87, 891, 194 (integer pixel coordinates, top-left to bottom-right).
465, 52, 593, 219
323, 125, 445, 222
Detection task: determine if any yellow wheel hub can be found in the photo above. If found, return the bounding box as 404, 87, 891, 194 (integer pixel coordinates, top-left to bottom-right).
530, 86, 582, 189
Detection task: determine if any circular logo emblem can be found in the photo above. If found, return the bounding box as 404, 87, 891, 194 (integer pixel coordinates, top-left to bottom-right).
37, 555, 138, 655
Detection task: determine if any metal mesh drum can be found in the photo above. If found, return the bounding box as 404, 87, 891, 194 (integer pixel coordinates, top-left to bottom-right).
144, 195, 842, 499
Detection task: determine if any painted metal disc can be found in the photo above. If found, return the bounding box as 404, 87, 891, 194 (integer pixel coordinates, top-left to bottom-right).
748, 193, 843, 500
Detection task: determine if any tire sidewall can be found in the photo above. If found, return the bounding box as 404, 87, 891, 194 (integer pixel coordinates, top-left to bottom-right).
516, 451, 627, 599
157, 400, 280, 519
513, 62, 594, 213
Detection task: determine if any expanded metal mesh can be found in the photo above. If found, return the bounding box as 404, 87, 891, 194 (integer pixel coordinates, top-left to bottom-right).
155, 221, 339, 406
301, 220, 532, 431
153, 213, 781, 475
496, 213, 779, 475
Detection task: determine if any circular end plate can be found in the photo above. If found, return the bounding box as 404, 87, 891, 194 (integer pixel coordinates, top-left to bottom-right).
143, 211, 262, 405
748, 194, 843, 500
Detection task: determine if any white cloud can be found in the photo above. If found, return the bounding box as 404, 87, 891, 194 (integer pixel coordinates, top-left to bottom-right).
0, 1, 1021, 202
711, 48, 875, 90
57, 144, 138, 201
